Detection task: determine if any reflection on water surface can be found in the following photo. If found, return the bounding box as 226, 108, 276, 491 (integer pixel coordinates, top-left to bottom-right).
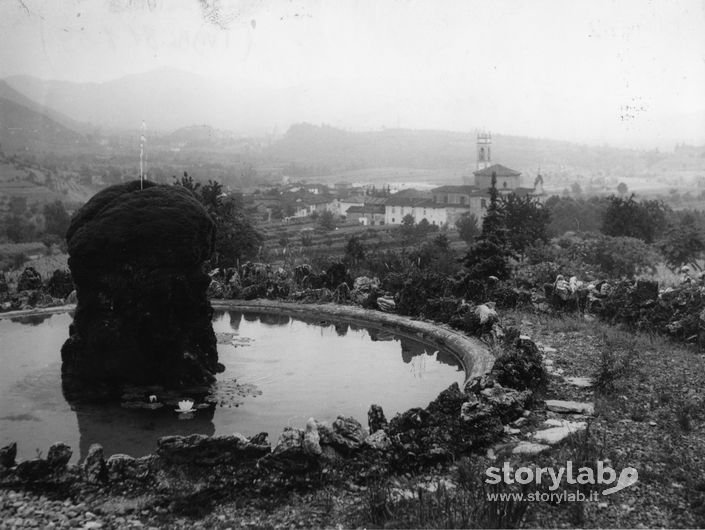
0, 310, 463, 461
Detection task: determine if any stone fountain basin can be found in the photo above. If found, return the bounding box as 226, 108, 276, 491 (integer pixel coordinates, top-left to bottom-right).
211, 299, 495, 385
0, 300, 495, 463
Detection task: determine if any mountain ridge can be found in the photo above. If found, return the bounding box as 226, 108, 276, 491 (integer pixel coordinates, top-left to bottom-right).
0, 96, 92, 152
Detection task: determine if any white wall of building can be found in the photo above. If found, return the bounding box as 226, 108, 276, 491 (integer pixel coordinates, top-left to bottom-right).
385, 204, 450, 226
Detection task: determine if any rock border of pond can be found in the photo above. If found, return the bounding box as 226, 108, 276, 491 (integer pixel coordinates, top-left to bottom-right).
0, 299, 537, 504
211, 299, 496, 382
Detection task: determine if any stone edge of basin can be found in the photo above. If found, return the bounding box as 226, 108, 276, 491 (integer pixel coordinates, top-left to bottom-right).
0, 300, 496, 383
0, 305, 76, 319
212, 299, 495, 383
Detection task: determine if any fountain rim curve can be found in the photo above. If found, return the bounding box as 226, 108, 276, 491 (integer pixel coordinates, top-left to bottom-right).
212, 299, 495, 385
0, 300, 496, 386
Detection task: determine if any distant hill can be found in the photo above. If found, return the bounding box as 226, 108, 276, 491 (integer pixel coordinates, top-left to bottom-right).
263, 123, 674, 180
0, 97, 91, 153
0, 80, 92, 134
3, 69, 702, 182
3, 69, 273, 134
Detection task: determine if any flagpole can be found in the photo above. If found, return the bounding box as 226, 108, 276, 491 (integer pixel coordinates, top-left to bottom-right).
140, 121, 146, 190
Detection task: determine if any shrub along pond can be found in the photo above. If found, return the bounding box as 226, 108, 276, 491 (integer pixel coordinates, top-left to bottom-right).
0, 308, 465, 462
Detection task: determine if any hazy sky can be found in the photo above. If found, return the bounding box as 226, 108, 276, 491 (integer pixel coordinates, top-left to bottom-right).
1, 0, 704, 148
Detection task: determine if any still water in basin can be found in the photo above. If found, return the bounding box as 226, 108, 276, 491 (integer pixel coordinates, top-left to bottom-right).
0, 310, 464, 461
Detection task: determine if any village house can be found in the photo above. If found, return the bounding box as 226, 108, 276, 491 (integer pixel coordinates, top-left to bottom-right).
346, 204, 386, 225
292, 195, 336, 217
383, 196, 450, 226
331, 195, 365, 217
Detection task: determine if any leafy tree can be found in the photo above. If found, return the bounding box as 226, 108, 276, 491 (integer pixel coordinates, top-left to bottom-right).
399, 214, 416, 240
5, 215, 35, 242
43, 200, 71, 238
617, 182, 628, 195
344, 235, 366, 265
174, 172, 201, 195
545, 195, 607, 237
463, 171, 513, 280
283, 203, 296, 217
432, 233, 450, 251
455, 212, 480, 244
571, 182, 583, 195
319, 210, 336, 231
584, 235, 658, 278
199, 179, 224, 213
601, 194, 668, 244
8, 196, 27, 216
411, 234, 457, 274
270, 206, 284, 220
658, 212, 705, 271
500, 193, 550, 258
416, 218, 433, 237
174, 176, 263, 267
210, 194, 264, 267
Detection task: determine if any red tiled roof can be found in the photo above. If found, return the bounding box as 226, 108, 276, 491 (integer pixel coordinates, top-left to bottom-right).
432, 185, 479, 193
473, 164, 521, 177
385, 196, 428, 206
363, 197, 388, 205
431, 185, 487, 196
305, 195, 335, 204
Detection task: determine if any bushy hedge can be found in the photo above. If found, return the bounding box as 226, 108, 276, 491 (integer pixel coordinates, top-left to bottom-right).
523, 233, 659, 280
596, 280, 705, 343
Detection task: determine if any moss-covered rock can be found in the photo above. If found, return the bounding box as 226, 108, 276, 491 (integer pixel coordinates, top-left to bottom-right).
61, 181, 221, 396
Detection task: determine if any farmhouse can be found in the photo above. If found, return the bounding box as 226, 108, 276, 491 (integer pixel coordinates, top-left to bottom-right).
292, 195, 335, 217
384, 196, 452, 227
346, 203, 386, 226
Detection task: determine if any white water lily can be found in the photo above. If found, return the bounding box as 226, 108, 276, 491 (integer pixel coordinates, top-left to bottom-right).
176, 399, 195, 412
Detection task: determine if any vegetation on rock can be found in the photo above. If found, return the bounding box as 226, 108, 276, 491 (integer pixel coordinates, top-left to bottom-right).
62, 180, 222, 394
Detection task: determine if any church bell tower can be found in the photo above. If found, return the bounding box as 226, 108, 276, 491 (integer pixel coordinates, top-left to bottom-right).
476, 132, 492, 171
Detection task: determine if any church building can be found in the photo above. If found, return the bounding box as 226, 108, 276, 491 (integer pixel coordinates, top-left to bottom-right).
382, 132, 545, 228
430, 132, 546, 225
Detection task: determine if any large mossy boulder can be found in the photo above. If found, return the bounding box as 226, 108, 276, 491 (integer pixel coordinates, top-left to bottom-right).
61, 181, 222, 395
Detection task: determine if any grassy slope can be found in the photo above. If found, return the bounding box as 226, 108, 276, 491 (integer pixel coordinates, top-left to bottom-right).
502, 309, 705, 528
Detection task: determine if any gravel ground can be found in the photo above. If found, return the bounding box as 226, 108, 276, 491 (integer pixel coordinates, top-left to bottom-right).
504, 309, 705, 528
0, 489, 158, 529
0, 486, 367, 529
